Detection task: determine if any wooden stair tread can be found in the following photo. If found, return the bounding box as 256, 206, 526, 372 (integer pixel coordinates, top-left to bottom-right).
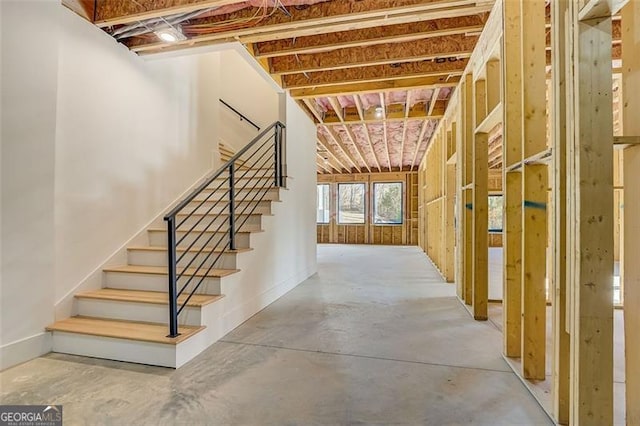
46, 316, 203, 345
175, 212, 272, 217
147, 228, 264, 234
76, 288, 224, 307
103, 265, 239, 277
127, 246, 253, 254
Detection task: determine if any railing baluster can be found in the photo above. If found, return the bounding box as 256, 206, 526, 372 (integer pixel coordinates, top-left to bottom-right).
163, 121, 285, 337
229, 162, 236, 251
166, 217, 179, 338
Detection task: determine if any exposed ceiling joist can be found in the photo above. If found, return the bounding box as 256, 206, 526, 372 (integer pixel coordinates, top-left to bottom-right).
344, 125, 373, 174
302, 98, 324, 123
323, 102, 445, 125
327, 97, 345, 123
380, 93, 392, 171
428, 88, 442, 116
281, 58, 467, 89
128, 0, 493, 53
317, 135, 351, 173
94, 0, 245, 27
253, 15, 488, 58
290, 75, 461, 99
362, 124, 383, 173
269, 34, 477, 75
325, 125, 362, 173
411, 120, 431, 171
399, 92, 413, 166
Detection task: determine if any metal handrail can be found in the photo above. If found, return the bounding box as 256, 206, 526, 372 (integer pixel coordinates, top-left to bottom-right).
164, 121, 286, 337
219, 99, 261, 131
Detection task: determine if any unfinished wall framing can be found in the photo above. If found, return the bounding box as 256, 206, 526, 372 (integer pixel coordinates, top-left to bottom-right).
317, 172, 418, 246
415, 0, 637, 423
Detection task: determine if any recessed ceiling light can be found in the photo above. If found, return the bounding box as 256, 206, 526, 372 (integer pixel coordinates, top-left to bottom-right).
158, 32, 177, 42
154, 26, 186, 43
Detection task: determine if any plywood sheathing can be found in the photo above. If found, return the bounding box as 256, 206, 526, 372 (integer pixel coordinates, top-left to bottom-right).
269, 34, 479, 75
254, 14, 489, 57
123, 0, 494, 51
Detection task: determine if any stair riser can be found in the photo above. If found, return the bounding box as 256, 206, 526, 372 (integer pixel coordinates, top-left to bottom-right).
182, 201, 272, 215
51, 332, 178, 368
76, 299, 204, 326
211, 177, 276, 186
128, 249, 238, 269
148, 230, 252, 249
176, 214, 262, 229
196, 188, 280, 200
104, 272, 222, 295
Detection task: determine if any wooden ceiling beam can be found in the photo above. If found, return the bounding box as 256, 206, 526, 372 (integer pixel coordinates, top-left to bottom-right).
253, 14, 488, 58
354, 95, 365, 121
316, 154, 333, 174
302, 99, 324, 124
94, 0, 246, 27
411, 120, 432, 171
317, 135, 351, 173
399, 91, 413, 169
344, 125, 373, 174
380, 93, 392, 171
325, 125, 362, 173
128, 1, 493, 53
281, 58, 467, 89
428, 88, 442, 116
327, 97, 345, 123
269, 34, 477, 75
290, 75, 461, 99
362, 124, 383, 173
323, 103, 445, 125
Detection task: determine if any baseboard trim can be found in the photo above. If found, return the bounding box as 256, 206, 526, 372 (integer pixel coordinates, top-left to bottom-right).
1, 332, 52, 371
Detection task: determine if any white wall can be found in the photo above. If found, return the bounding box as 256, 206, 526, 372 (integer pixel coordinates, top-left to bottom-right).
218, 50, 281, 152
1, 3, 222, 369
1, 0, 59, 369
0, 3, 316, 370
54, 9, 220, 306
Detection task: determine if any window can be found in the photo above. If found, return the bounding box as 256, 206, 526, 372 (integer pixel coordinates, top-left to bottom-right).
373, 182, 403, 224
338, 183, 366, 224
488, 195, 504, 232
317, 184, 330, 224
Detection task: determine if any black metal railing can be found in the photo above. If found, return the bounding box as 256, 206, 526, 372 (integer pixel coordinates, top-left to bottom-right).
219, 99, 260, 131
163, 121, 285, 337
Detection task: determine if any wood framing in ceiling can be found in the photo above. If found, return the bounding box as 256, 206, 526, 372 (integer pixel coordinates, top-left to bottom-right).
64, 0, 494, 173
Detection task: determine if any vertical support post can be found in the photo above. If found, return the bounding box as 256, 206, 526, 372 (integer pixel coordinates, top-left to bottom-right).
472, 132, 488, 320
551, 0, 570, 422
504, 171, 522, 356
166, 217, 179, 337
622, 2, 640, 423
472, 78, 488, 321
502, 0, 523, 358
567, 2, 614, 423
462, 74, 474, 305
229, 163, 236, 251
520, 0, 547, 381
522, 164, 547, 380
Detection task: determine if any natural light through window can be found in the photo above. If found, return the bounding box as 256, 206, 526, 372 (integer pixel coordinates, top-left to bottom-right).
338, 183, 365, 224
373, 182, 403, 224
317, 184, 330, 224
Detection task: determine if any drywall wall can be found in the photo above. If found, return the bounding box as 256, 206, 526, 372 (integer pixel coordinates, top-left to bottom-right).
218, 49, 281, 152
54, 8, 220, 308
220, 93, 318, 332
1, 3, 222, 370
1, 0, 58, 369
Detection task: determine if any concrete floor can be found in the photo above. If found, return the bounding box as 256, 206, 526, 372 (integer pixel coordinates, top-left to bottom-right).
1, 244, 552, 425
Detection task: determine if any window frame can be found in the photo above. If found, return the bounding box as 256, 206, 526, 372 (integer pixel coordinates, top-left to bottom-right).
316, 183, 331, 224
488, 193, 504, 233
372, 181, 404, 225
337, 182, 367, 225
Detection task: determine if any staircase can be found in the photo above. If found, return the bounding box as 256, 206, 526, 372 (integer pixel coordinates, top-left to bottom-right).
47, 122, 287, 368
